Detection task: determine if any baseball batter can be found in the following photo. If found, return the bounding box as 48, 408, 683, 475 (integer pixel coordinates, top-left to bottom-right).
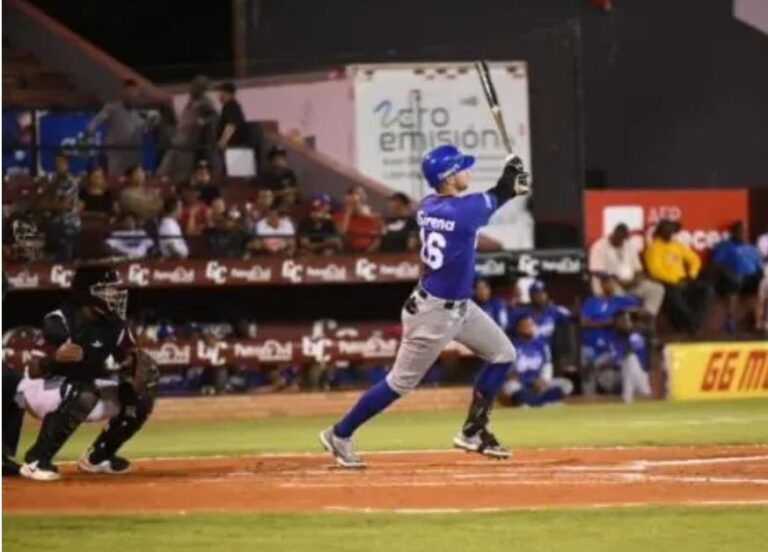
321, 144, 530, 468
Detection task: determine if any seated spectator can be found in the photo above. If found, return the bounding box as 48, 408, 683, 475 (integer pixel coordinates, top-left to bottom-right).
37, 157, 81, 261
472, 277, 509, 331
79, 165, 116, 215
105, 214, 154, 259
179, 185, 211, 237
251, 206, 296, 256
499, 315, 573, 408
261, 144, 299, 207
245, 188, 275, 233
119, 165, 163, 222
334, 186, 381, 253
711, 221, 764, 332
380, 192, 419, 252
297, 197, 342, 255
157, 198, 189, 259
204, 207, 249, 259
757, 273, 768, 336
580, 277, 650, 402
190, 160, 221, 205
644, 219, 711, 335
509, 281, 571, 346
589, 223, 664, 316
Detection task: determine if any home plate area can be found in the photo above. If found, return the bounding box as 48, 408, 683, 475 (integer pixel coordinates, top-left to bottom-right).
5, 445, 768, 513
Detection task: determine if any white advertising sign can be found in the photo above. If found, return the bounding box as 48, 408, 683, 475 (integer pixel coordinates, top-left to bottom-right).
351, 62, 533, 249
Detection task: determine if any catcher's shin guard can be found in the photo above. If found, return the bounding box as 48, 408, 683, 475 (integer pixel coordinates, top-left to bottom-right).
89, 382, 155, 464
3, 364, 24, 458
461, 389, 494, 437
24, 379, 99, 464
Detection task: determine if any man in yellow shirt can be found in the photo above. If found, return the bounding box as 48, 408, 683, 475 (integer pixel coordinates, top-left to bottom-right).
644, 219, 711, 334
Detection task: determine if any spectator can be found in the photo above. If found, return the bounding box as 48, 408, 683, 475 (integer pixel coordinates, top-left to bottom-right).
335, 186, 381, 253
158, 75, 217, 181
37, 157, 81, 261
78, 166, 116, 215
190, 160, 221, 205
85, 79, 148, 176
158, 198, 189, 259
261, 145, 299, 207
380, 192, 419, 252
245, 189, 275, 233
472, 277, 509, 331
204, 207, 249, 259
499, 315, 573, 408
589, 223, 664, 316
105, 214, 154, 259
179, 185, 210, 237
118, 165, 163, 222
215, 81, 249, 151
757, 227, 768, 260
251, 206, 296, 256
711, 221, 764, 332
644, 219, 711, 334
756, 272, 768, 336
297, 197, 342, 255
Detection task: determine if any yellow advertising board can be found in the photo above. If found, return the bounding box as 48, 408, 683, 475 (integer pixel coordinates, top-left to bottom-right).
666, 342, 768, 400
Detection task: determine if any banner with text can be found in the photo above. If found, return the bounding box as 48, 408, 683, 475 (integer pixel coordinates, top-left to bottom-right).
666, 342, 768, 400
352, 62, 533, 249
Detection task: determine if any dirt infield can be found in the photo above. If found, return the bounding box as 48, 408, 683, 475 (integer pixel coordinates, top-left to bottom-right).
4, 445, 768, 513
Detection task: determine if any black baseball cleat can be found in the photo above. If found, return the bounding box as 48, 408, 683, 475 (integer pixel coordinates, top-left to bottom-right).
20, 459, 61, 481
453, 428, 511, 459
2, 454, 22, 477
77, 449, 131, 475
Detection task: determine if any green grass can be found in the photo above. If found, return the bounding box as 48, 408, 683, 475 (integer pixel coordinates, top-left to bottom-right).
17, 397, 768, 461
5, 507, 768, 552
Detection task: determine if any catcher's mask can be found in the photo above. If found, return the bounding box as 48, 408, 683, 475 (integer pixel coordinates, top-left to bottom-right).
71, 265, 128, 319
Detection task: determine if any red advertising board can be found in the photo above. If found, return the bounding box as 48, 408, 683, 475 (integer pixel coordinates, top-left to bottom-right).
584, 189, 749, 251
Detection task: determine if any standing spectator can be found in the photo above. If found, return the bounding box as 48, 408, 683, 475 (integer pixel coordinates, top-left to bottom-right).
215, 82, 249, 151
261, 145, 299, 207
472, 277, 509, 331
251, 206, 296, 256
158, 75, 217, 181
589, 223, 664, 316
756, 273, 768, 336
78, 166, 116, 215
711, 221, 764, 332
179, 185, 210, 237
105, 214, 154, 259
157, 198, 189, 259
644, 219, 711, 334
190, 160, 221, 205
37, 158, 81, 261
335, 186, 381, 253
118, 165, 162, 222
380, 192, 419, 252
297, 197, 342, 255
85, 79, 148, 176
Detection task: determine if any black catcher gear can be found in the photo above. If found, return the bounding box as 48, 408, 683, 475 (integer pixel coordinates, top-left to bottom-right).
71, 264, 128, 319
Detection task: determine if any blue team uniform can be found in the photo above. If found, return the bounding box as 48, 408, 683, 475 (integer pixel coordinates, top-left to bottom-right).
580, 294, 641, 361
509, 304, 571, 344
418, 192, 498, 300
504, 337, 568, 407
475, 296, 509, 331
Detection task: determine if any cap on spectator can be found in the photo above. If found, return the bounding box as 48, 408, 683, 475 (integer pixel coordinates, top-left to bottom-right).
314, 192, 332, 205
529, 280, 546, 294
267, 144, 287, 159
216, 81, 236, 94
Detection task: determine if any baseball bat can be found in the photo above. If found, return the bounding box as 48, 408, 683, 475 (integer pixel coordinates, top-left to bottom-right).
475, 60, 514, 155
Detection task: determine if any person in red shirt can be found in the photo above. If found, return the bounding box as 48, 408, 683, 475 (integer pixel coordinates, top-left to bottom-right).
334, 186, 381, 253
179, 185, 210, 237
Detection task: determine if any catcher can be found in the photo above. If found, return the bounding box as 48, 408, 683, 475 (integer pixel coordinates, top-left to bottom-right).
15, 264, 158, 481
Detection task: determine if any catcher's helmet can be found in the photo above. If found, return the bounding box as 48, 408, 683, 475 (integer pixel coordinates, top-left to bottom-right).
71, 265, 128, 319
421, 144, 475, 188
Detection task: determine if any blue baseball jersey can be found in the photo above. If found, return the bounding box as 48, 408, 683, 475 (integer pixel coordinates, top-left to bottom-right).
580, 294, 641, 352
475, 297, 509, 330
511, 337, 551, 386
418, 192, 499, 300
509, 304, 571, 343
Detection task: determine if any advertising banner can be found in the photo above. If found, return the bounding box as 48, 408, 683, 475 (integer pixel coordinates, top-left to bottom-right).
666, 342, 768, 400
584, 189, 749, 253
352, 63, 533, 249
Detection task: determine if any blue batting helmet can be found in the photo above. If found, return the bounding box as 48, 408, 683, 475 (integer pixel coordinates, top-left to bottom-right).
421, 144, 475, 188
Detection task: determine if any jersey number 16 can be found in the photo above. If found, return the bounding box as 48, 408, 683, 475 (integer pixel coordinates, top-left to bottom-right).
419, 229, 446, 270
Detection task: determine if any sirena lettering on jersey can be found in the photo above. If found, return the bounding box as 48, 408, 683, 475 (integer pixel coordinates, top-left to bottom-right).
416, 210, 456, 232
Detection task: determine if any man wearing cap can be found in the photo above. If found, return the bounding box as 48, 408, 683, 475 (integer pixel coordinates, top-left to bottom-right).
261, 144, 299, 206
297, 196, 342, 255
